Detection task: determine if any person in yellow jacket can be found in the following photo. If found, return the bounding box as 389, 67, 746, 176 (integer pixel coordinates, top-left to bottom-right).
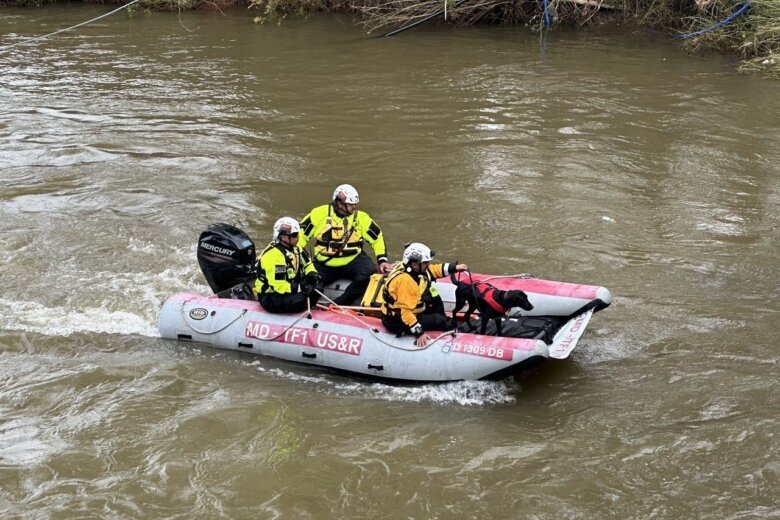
256, 217, 322, 314
381, 242, 468, 338
299, 184, 392, 306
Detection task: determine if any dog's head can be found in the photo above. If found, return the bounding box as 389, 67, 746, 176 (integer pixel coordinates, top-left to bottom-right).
505, 290, 534, 312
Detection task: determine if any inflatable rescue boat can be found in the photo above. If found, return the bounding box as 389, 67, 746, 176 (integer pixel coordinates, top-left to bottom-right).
158, 224, 612, 382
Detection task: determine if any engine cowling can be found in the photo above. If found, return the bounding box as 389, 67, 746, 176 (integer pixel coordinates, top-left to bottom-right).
197, 223, 256, 296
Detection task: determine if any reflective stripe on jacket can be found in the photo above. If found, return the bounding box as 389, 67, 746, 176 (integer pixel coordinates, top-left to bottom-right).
381, 261, 453, 328
298, 204, 387, 267
255, 242, 316, 295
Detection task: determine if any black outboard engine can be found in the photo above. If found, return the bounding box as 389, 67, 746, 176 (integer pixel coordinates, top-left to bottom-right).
197, 223, 257, 300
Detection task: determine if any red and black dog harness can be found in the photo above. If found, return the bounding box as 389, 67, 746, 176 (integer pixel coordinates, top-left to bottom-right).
472, 282, 507, 314
451, 272, 508, 314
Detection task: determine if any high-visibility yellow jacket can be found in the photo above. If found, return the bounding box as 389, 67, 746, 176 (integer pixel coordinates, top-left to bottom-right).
255, 242, 317, 295
299, 204, 387, 267
381, 261, 455, 328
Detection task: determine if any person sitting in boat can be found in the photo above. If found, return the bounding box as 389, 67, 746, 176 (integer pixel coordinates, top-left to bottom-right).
255, 217, 322, 314
298, 184, 392, 307
381, 242, 468, 339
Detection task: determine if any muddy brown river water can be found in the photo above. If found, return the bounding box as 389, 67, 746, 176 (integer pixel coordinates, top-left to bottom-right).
1, 6, 778, 519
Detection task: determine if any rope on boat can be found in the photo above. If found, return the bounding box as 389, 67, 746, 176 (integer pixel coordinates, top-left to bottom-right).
239, 308, 313, 342
239, 290, 317, 343
178, 292, 452, 350
315, 289, 381, 331
179, 294, 314, 341
0, 0, 142, 54
314, 289, 456, 352
677, 2, 751, 39
180, 270, 532, 346
453, 272, 535, 283
180, 302, 248, 335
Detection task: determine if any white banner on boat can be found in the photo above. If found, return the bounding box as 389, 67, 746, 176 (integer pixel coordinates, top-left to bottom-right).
548, 308, 594, 359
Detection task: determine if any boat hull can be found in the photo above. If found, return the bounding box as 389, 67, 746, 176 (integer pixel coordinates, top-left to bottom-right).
158, 276, 610, 382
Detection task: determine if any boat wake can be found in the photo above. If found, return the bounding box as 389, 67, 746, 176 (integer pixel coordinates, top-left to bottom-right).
334, 379, 519, 406
0, 297, 159, 337
246, 361, 518, 406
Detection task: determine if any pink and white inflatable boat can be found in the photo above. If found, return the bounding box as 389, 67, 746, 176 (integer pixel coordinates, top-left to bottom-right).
158, 273, 611, 382
158, 224, 612, 382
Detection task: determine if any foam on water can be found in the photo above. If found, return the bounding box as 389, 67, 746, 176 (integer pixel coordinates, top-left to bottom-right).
0, 416, 69, 467
0, 237, 210, 340
0, 297, 159, 337
247, 362, 518, 406
334, 379, 519, 406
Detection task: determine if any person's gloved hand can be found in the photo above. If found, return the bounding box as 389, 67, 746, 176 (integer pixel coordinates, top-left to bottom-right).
409, 323, 424, 337
305, 271, 322, 288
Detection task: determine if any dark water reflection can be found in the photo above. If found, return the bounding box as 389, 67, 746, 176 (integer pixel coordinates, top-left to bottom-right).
1, 6, 778, 519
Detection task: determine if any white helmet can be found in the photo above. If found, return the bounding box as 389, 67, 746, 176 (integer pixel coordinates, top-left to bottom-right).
403, 242, 434, 264
332, 184, 359, 205
272, 216, 300, 241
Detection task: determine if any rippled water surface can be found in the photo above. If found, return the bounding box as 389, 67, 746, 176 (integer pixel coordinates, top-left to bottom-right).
1, 6, 779, 519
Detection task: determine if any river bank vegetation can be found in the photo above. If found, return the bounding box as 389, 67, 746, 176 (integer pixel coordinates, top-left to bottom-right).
4, 0, 778, 77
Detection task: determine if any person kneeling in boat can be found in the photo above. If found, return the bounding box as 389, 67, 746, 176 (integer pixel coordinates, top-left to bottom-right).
381, 242, 467, 340
298, 184, 392, 306
255, 217, 322, 314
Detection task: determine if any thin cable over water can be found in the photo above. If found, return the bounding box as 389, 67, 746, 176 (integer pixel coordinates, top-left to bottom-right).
0, 0, 142, 54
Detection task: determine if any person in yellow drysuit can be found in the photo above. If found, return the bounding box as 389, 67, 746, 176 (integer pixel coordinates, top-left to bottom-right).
299, 184, 392, 306
256, 217, 322, 314
381, 242, 468, 338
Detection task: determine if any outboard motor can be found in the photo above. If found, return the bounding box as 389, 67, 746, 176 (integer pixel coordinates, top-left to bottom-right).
197, 223, 257, 300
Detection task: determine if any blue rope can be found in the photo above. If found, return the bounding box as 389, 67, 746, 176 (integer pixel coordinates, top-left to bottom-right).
677, 2, 751, 39
542, 0, 551, 28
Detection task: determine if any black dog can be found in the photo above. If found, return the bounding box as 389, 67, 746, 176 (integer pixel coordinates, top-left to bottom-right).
450, 275, 534, 336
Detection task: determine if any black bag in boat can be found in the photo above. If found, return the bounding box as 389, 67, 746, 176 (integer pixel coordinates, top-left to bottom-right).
197, 223, 257, 298
460, 316, 566, 344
